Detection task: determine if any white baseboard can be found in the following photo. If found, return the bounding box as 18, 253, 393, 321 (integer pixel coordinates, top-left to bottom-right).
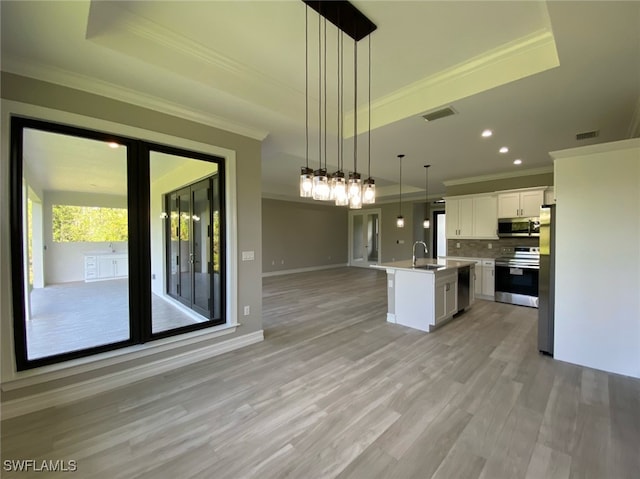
262, 263, 348, 277
0, 330, 264, 419
386, 313, 397, 324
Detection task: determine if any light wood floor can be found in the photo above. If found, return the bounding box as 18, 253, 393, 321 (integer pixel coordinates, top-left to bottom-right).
2, 267, 639, 478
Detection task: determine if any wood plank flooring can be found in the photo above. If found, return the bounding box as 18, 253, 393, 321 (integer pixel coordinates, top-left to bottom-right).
2, 267, 639, 478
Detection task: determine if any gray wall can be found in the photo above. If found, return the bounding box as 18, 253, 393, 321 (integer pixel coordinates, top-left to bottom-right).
262, 198, 348, 273
363, 201, 415, 263
1, 73, 262, 396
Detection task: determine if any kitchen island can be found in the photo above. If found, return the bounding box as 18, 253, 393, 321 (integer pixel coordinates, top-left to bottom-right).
372, 259, 476, 332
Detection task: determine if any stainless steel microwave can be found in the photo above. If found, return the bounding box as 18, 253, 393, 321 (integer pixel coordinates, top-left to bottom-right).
498, 217, 540, 237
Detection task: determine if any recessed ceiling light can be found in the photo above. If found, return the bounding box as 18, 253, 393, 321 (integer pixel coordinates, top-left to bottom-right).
481, 129, 493, 138
513, 159, 522, 165
107, 142, 120, 149
499, 146, 509, 153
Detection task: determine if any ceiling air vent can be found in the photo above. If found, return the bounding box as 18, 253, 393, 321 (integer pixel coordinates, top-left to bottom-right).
576, 130, 599, 140
422, 106, 457, 122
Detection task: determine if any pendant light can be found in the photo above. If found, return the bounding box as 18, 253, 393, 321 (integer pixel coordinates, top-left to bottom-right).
423, 164, 431, 229
333, 17, 349, 206
298, 2, 377, 205
348, 37, 362, 209
312, 16, 330, 201
396, 154, 405, 228
300, 5, 313, 198
362, 35, 375, 205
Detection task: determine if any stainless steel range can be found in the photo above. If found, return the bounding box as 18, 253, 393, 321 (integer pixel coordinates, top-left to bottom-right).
495, 246, 540, 308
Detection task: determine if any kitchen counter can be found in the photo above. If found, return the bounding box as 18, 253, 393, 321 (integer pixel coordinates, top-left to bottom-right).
373, 259, 475, 332
372, 258, 476, 273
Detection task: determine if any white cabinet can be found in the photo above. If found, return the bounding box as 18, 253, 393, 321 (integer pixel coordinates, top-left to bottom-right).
446, 197, 473, 237
498, 188, 545, 218
472, 195, 498, 238
389, 267, 463, 332
473, 260, 483, 297
434, 271, 458, 326
446, 194, 497, 239
84, 256, 97, 281
481, 260, 495, 297
86, 253, 128, 282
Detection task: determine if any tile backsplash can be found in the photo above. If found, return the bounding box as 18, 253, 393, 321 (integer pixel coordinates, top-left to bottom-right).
446, 237, 538, 259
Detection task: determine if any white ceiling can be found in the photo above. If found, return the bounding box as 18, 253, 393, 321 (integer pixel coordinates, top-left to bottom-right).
2, 1, 639, 201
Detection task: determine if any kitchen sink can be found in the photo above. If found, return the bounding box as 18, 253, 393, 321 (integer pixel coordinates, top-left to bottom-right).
413, 264, 446, 270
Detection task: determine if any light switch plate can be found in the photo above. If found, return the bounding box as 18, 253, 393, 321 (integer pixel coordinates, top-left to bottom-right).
242, 251, 255, 261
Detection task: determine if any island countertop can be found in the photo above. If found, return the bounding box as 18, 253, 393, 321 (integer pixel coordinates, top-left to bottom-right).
372, 258, 476, 273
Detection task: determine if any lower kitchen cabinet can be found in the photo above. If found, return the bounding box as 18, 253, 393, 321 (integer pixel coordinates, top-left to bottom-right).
482, 260, 495, 297
85, 254, 128, 282
434, 271, 458, 326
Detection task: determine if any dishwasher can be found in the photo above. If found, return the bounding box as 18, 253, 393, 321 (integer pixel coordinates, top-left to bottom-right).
456, 265, 471, 313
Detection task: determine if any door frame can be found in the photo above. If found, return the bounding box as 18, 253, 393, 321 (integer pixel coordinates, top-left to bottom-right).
348, 208, 382, 268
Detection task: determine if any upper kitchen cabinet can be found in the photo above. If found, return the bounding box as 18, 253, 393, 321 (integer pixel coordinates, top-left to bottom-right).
472, 195, 498, 238
445, 194, 497, 239
497, 188, 546, 218
446, 197, 473, 238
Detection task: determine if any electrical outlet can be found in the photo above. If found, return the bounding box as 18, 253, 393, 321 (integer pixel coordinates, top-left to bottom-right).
488, 243, 492, 249
456, 242, 461, 248
243, 305, 250, 316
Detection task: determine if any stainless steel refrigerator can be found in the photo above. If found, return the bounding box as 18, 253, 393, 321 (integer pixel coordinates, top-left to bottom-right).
538, 204, 555, 355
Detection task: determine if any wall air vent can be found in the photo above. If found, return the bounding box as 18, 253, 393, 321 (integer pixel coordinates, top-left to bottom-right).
576, 130, 599, 140
422, 106, 457, 122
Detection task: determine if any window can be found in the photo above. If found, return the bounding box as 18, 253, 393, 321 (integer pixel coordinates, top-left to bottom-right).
52, 205, 128, 242
10, 117, 226, 370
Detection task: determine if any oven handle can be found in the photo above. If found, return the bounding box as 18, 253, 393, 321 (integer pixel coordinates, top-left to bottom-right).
495, 262, 539, 269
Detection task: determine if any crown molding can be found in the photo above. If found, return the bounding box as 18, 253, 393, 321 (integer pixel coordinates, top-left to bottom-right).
442, 166, 554, 186
85, 1, 304, 126
2, 58, 269, 141
344, 28, 559, 138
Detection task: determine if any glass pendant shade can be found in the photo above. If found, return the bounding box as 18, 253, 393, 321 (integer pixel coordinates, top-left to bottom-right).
300, 166, 314, 197
312, 168, 330, 201
348, 173, 362, 209
332, 172, 348, 206
396, 215, 405, 228
423, 218, 430, 229
349, 191, 362, 209
362, 178, 376, 204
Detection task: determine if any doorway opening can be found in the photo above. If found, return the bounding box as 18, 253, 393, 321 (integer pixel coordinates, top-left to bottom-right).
349, 209, 381, 267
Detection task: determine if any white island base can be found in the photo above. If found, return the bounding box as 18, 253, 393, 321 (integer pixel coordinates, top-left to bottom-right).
374, 260, 475, 332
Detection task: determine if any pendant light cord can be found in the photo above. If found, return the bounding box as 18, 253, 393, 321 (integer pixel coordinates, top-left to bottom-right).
305, 6, 308, 169
367, 35, 371, 178
353, 38, 357, 174
323, 17, 327, 171
399, 155, 403, 215
318, 14, 322, 170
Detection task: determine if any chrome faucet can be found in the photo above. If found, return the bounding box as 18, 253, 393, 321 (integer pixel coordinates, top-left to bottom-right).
412, 241, 428, 266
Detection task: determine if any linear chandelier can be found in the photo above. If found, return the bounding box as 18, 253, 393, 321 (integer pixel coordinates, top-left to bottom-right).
299, 1, 377, 208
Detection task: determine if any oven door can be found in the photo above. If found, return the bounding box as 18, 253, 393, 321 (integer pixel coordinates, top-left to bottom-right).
495, 262, 539, 308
